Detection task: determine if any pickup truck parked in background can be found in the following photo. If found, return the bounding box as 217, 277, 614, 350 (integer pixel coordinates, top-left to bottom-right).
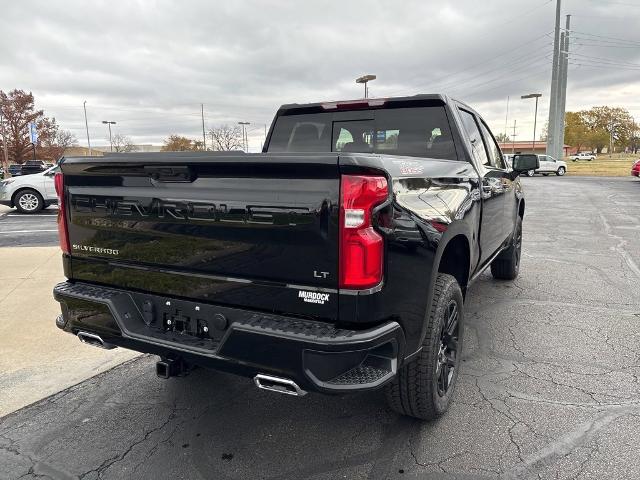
569, 151, 596, 162
52, 95, 537, 420
505, 154, 567, 177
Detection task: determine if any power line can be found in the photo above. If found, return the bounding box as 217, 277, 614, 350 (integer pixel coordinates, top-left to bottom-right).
388, 31, 553, 96
570, 30, 640, 46
567, 52, 640, 68
444, 54, 551, 96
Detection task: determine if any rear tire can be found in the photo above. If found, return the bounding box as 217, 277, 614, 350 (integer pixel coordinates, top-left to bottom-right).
14, 189, 44, 214
491, 216, 522, 280
526, 170, 535, 177
385, 274, 463, 420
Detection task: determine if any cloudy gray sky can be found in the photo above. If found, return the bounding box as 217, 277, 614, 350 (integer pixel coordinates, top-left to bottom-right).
1, 0, 639, 151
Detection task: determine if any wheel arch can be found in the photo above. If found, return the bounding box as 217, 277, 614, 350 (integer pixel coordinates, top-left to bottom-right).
436, 233, 471, 298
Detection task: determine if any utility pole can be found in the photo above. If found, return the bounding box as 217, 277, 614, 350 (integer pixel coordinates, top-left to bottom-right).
546, 0, 562, 158
609, 118, 614, 156
555, 14, 571, 160
511, 120, 518, 154
201, 104, 207, 150
504, 96, 510, 138
83, 101, 92, 156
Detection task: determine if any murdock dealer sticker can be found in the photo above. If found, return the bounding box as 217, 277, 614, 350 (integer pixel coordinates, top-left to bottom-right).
298, 290, 330, 305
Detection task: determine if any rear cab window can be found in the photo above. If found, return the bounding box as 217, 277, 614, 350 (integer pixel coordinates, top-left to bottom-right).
267, 104, 459, 160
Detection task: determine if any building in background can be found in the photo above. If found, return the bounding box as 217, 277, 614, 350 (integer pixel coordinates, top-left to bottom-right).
498, 141, 574, 157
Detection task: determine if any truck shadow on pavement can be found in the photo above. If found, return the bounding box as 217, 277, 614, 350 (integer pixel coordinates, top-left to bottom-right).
1, 355, 444, 480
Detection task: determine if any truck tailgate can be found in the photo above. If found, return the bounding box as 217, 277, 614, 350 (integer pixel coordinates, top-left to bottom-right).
62, 154, 340, 320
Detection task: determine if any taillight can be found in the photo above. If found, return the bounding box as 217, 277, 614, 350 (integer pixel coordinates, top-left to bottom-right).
339, 175, 388, 289
54, 172, 70, 254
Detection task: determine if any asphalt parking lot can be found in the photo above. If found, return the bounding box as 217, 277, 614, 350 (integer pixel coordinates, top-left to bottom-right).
0, 207, 58, 247
1, 176, 639, 480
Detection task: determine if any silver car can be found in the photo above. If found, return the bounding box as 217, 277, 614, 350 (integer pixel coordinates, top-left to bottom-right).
0, 165, 59, 213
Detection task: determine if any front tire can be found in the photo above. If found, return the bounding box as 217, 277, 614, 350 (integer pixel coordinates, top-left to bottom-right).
385, 274, 463, 420
14, 189, 44, 214
491, 216, 522, 280
556, 166, 566, 176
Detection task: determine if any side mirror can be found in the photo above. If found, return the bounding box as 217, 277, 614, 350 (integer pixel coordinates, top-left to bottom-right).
511, 154, 540, 175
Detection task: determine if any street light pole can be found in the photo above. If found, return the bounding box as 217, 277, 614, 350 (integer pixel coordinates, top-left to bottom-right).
102, 120, 116, 152
521, 93, 542, 153
238, 121, 250, 152
356, 74, 377, 99
201, 104, 207, 150
83, 101, 92, 156
0, 109, 9, 177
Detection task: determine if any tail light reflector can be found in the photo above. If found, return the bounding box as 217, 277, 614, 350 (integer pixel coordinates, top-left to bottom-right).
54, 172, 70, 254
339, 175, 388, 289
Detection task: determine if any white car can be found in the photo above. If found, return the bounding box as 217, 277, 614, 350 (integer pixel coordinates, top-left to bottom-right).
569, 152, 596, 162
0, 165, 59, 213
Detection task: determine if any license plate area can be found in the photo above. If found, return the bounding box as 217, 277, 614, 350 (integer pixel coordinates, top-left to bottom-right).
123, 293, 230, 351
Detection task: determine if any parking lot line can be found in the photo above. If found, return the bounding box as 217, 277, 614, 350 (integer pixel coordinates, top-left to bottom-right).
5, 214, 57, 217
0, 229, 58, 234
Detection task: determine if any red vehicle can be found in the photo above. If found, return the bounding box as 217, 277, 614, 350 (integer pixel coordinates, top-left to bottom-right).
632, 159, 640, 177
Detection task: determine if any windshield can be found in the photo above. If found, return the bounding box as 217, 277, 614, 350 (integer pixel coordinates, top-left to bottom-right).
268, 106, 457, 160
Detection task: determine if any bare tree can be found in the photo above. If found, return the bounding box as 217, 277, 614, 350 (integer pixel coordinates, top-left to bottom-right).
209, 125, 243, 151
111, 134, 136, 153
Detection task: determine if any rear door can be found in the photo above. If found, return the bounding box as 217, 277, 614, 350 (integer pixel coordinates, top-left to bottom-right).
478, 120, 516, 240
538, 155, 551, 172
458, 109, 510, 263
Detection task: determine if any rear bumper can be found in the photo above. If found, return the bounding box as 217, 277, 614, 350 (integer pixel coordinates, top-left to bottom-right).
53, 281, 405, 393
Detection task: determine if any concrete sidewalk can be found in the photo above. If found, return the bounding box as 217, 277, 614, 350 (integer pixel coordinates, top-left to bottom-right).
0, 247, 138, 417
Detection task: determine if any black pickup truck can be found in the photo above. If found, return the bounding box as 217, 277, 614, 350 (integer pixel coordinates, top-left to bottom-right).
53, 95, 538, 420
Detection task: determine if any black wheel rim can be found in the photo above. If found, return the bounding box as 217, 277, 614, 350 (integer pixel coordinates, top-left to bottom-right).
514, 223, 522, 268
436, 300, 459, 397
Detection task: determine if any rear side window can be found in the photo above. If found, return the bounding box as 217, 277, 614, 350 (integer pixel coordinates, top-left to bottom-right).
268, 106, 458, 160
459, 109, 489, 166
479, 121, 506, 169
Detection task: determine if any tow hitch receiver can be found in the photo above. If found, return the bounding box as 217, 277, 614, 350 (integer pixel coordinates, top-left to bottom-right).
156, 357, 189, 379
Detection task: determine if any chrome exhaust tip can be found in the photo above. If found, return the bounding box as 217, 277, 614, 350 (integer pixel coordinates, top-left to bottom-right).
254, 374, 307, 397
77, 331, 116, 350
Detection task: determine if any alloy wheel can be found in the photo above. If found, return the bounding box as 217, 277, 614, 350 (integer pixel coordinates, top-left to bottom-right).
435, 300, 459, 397
18, 193, 39, 211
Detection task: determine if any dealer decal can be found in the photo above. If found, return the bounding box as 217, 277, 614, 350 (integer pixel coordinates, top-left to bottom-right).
298, 290, 330, 305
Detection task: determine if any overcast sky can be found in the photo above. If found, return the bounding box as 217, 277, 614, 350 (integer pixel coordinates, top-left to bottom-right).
1, 0, 639, 151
